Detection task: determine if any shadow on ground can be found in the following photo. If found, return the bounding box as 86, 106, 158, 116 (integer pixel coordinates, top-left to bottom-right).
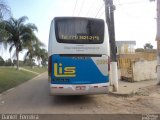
51, 95, 95, 105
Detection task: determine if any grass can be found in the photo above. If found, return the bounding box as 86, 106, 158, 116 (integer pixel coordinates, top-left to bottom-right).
0, 68, 38, 93
22, 66, 47, 73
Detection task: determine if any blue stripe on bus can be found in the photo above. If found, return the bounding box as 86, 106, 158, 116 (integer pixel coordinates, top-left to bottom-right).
51, 54, 109, 84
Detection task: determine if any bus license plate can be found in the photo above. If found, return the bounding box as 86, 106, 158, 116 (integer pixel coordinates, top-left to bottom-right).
76, 86, 86, 90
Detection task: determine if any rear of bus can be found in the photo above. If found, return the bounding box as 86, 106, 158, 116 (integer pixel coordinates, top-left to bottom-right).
48, 17, 110, 95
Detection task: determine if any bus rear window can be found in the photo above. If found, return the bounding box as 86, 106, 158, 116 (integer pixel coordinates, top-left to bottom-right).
55, 18, 104, 44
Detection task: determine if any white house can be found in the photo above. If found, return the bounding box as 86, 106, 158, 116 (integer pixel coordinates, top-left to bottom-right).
116, 41, 136, 54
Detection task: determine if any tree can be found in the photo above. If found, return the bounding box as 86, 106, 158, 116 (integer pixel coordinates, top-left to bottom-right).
33, 43, 45, 67
0, 0, 11, 20
40, 48, 48, 67
144, 43, 153, 50
0, 0, 11, 50
0, 16, 37, 70
5, 58, 12, 66
0, 56, 5, 66
23, 58, 35, 66
23, 32, 43, 68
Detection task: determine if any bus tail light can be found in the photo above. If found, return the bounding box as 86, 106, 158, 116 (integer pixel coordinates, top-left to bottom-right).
59, 87, 64, 89
52, 86, 64, 89
52, 87, 57, 89
48, 56, 52, 76
94, 86, 98, 88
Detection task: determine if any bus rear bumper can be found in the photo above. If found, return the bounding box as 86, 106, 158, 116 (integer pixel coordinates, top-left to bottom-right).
49, 83, 109, 95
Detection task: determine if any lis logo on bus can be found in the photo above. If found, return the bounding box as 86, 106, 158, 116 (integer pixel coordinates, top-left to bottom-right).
54, 63, 76, 77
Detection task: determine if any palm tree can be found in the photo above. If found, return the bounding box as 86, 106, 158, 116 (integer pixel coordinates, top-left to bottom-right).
0, 0, 11, 49
0, 16, 37, 70
34, 42, 45, 67
0, 0, 11, 20
23, 32, 44, 68
40, 48, 48, 67
23, 33, 37, 68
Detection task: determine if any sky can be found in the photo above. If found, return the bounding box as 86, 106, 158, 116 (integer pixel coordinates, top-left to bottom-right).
0, 0, 157, 60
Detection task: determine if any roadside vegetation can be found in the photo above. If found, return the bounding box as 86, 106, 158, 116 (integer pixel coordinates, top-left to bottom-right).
22, 66, 47, 74
0, 0, 48, 93
0, 0, 48, 70
0, 68, 37, 93
0, 64, 47, 93
135, 43, 156, 53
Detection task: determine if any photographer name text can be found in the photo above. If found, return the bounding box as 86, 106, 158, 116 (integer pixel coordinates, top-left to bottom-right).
1, 114, 39, 120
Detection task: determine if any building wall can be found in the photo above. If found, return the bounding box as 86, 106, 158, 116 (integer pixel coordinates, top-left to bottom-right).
133, 60, 157, 81
118, 53, 157, 82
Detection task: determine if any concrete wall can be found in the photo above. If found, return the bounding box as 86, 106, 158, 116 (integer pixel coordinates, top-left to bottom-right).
133, 60, 157, 81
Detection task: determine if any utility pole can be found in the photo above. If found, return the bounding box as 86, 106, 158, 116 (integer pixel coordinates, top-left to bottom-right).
104, 0, 118, 91
156, 0, 160, 85
104, 0, 117, 61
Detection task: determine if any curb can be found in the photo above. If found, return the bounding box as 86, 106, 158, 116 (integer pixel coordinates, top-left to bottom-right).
108, 91, 136, 97
20, 67, 40, 75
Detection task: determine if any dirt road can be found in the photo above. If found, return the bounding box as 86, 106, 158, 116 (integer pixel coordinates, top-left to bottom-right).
0, 72, 160, 114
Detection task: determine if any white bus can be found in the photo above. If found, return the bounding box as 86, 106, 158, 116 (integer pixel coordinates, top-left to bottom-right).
48, 17, 110, 95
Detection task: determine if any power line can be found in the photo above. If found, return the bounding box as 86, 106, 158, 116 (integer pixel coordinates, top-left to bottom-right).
86, 1, 97, 17
72, 0, 78, 16
115, 1, 148, 6
95, 4, 104, 18
78, 0, 85, 16
88, 2, 104, 18
98, 11, 105, 18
